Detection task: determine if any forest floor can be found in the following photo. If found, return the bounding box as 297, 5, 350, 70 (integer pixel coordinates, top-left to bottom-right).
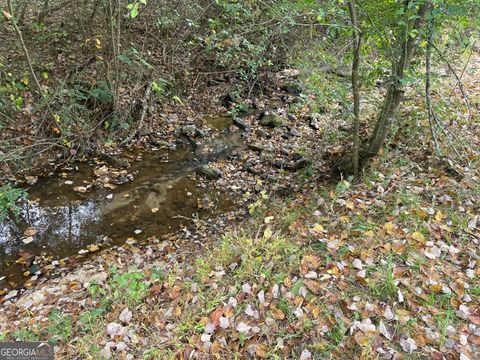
1, 61, 480, 360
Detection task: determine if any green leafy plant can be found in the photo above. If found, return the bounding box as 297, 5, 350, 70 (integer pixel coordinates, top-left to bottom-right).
0, 184, 27, 222
47, 308, 73, 343
109, 268, 149, 305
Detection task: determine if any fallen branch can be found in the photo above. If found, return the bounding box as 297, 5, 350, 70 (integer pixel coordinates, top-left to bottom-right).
120, 82, 152, 146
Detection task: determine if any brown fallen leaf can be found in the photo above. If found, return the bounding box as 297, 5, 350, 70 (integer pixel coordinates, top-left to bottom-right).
88, 244, 100, 252
469, 335, 480, 345
211, 341, 222, 354
210, 308, 223, 327
300, 254, 322, 274
25, 175, 38, 185
2, 10, 12, 20
270, 307, 285, 320
468, 314, 480, 325
256, 343, 268, 358
23, 228, 37, 237
303, 279, 323, 295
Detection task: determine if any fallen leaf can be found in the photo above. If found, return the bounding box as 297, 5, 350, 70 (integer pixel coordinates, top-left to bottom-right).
88, 244, 100, 252
400, 337, 417, 353
256, 343, 268, 358
236, 322, 251, 333
22, 237, 34, 244
303, 279, 322, 295
23, 228, 37, 237
263, 227, 273, 239
270, 308, 285, 320
2, 10, 12, 20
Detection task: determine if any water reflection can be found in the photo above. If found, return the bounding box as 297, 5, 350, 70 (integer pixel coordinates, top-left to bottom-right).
0, 131, 243, 286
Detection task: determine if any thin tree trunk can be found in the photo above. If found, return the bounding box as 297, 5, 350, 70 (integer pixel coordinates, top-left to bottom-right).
425, 2, 441, 156
6, 0, 55, 123
361, 2, 430, 164
38, 0, 49, 22
348, 0, 362, 180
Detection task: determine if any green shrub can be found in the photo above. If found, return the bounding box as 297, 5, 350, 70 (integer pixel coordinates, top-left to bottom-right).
0, 185, 27, 222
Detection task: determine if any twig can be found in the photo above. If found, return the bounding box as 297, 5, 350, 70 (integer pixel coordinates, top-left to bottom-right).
431, 42, 475, 132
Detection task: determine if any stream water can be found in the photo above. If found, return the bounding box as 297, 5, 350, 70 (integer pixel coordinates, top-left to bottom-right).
0, 116, 244, 288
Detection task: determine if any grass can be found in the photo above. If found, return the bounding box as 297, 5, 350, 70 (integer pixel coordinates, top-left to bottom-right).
194, 232, 301, 286
369, 253, 399, 301
437, 310, 454, 348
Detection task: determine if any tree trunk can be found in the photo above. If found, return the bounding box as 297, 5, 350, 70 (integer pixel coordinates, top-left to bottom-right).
347, 0, 362, 180
339, 1, 430, 175
362, 2, 429, 162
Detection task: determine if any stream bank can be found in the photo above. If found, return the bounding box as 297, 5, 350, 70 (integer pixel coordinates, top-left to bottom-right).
1, 77, 329, 294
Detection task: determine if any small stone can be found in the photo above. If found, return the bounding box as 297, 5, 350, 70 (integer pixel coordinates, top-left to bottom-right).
289, 128, 300, 137
196, 165, 222, 180
232, 117, 250, 131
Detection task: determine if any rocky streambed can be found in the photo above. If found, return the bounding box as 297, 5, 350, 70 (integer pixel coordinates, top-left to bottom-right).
0, 85, 329, 297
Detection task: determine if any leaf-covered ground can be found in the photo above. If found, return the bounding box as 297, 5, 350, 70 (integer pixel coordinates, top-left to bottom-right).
1, 54, 479, 360
1, 146, 479, 359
